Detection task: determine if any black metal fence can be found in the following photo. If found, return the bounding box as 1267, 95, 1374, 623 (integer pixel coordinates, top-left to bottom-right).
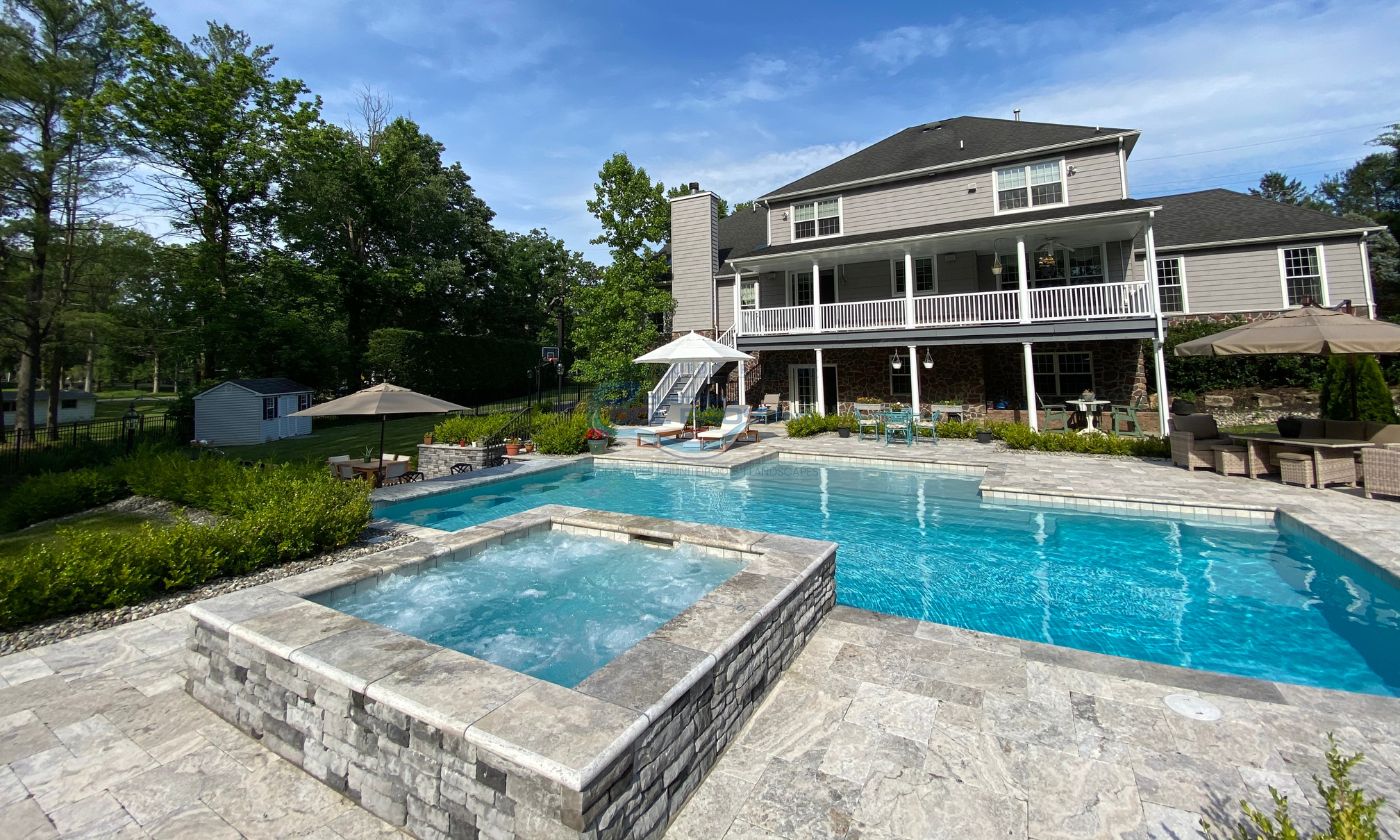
2, 414, 182, 474
465, 384, 585, 416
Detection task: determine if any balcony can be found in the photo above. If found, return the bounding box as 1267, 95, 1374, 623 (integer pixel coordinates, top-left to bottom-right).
736, 280, 1153, 337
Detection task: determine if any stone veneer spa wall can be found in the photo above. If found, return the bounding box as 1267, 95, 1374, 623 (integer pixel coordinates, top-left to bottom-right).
184, 505, 836, 840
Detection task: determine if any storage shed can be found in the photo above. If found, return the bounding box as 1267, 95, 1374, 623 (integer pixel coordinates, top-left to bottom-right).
193, 378, 314, 445
2, 389, 97, 427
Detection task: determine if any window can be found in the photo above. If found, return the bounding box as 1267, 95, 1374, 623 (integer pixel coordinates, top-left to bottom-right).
787, 269, 834, 305
262, 397, 277, 420
792, 197, 840, 240
1030, 246, 1103, 287
60, 399, 77, 410
1280, 246, 1325, 306
1033, 351, 1094, 399
892, 257, 936, 295
297, 393, 312, 412
995, 252, 1020, 290
995, 159, 1065, 212
740, 279, 759, 309
1156, 257, 1185, 313
889, 356, 912, 397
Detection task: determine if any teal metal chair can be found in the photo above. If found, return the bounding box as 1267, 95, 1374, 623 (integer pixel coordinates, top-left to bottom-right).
1037, 394, 1070, 431
914, 409, 941, 444
883, 410, 913, 446
1109, 395, 1147, 437
854, 403, 884, 441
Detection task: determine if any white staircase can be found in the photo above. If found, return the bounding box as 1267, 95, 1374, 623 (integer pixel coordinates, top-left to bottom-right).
646, 328, 738, 424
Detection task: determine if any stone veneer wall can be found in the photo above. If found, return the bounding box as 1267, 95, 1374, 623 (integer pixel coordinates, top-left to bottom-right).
185, 528, 836, 840
417, 443, 505, 478
744, 345, 987, 413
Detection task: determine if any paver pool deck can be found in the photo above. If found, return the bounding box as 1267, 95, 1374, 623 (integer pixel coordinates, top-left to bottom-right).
2, 435, 1398, 838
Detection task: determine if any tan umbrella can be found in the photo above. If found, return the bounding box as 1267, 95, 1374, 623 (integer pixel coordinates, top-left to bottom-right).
291, 383, 467, 479
1173, 306, 1400, 357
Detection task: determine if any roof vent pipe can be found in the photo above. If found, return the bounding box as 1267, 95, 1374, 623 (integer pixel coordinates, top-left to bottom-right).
1013, 108, 1021, 121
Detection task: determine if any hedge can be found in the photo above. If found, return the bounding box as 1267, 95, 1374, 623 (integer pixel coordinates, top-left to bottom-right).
431, 414, 510, 445
532, 407, 592, 454
365, 328, 539, 406
784, 414, 1170, 457
0, 454, 372, 629
0, 467, 130, 533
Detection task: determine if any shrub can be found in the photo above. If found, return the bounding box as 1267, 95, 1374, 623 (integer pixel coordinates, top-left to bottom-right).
0, 467, 129, 533
432, 414, 509, 445
0, 455, 372, 629
532, 408, 591, 455
1319, 356, 1398, 422
1203, 735, 1385, 840
785, 414, 848, 438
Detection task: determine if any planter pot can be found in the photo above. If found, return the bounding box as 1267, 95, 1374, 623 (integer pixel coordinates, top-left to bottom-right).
1276, 417, 1303, 438
587, 439, 609, 455
975, 431, 994, 444
524, 442, 535, 453
837, 428, 851, 438
1171, 399, 1197, 416
504, 443, 521, 456
423, 434, 433, 445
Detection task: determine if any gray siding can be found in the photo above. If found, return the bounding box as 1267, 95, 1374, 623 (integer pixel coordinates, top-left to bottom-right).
194, 383, 264, 445
717, 275, 734, 330
768, 144, 1123, 247
1135, 236, 1371, 315
938, 250, 979, 294
670, 193, 719, 332
841, 261, 890, 302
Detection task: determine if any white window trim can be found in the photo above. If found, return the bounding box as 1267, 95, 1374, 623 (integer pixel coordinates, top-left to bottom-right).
1032, 351, 1095, 397
1277, 243, 1329, 308
786, 268, 837, 305
889, 355, 913, 397
787, 363, 839, 416
1030, 243, 1107, 287
789, 196, 843, 242
889, 256, 938, 297
992, 157, 1069, 216
739, 278, 760, 310
1155, 255, 1188, 314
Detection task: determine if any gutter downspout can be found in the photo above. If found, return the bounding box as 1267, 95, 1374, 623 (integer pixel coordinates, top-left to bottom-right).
1118, 137, 1128, 199
1359, 232, 1376, 319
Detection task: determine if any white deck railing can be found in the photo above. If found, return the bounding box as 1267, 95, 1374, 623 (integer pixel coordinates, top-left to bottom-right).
914, 289, 1020, 326
1028, 280, 1152, 321
819, 299, 907, 331
735, 281, 1153, 337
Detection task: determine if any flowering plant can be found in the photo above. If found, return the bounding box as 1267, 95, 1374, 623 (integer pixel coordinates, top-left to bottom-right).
584, 427, 609, 441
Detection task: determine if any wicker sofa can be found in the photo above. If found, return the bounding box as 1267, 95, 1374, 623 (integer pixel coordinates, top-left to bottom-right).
1362, 447, 1400, 499
1170, 413, 1230, 471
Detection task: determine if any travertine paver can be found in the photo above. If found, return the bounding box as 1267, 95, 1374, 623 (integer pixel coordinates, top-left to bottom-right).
2, 434, 1398, 838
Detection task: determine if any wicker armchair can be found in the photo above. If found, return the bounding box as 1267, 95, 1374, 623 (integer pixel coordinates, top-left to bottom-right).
1170, 413, 1229, 471
1362, 447, 1400, 500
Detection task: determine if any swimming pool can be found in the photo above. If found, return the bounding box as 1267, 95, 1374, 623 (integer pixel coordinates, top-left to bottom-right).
379, 460, 1400, 696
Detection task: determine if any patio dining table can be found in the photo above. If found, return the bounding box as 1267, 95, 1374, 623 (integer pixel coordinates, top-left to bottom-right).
1067, 399, 1110, 434
1227, 432, 1371, 487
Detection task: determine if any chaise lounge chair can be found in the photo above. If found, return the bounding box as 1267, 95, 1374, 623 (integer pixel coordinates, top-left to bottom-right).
636, 404, 688, 447
696, 405, 751, 452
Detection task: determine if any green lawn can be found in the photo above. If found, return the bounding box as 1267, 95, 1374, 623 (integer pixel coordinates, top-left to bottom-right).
94, 396, 175, 420
93, 388, 176, 399
221, 415, 442, 465
0, 511, 157, 562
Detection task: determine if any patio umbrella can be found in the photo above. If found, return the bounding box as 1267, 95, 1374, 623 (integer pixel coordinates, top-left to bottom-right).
1173, 306, 1400, 357
290, 382, 467, 479
634, 331, 753, 429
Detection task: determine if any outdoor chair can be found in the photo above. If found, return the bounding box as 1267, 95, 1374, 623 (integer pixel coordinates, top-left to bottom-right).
637, 403, 688, 448
381, 461, 409, 484
1109, 395, 1147, 437
327, 454, 350, 478
334, 462, 357, 480
1170, 413, 1230, 471
854, 403, 884, 441
1037, 395, 1070, 431
450, 463, 474, 474
1362, 447, 1400, 499
751, 393, 784, 424
883, 410, 913, 446
696, 405, 751, 452
384, 470, 425, 486
913, 409, 941, 444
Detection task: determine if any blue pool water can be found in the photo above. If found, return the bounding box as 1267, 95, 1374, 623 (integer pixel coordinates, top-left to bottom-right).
378, 461, 1400, 696
314, 531, 741, 687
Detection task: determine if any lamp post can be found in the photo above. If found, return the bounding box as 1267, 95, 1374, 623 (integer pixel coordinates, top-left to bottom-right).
122, 404, 140, 454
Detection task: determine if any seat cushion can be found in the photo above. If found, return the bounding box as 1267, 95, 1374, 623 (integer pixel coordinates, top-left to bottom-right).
1324, 419, 1366, 441
1170, 413, 1218, 439
1364, 422, 1400, 445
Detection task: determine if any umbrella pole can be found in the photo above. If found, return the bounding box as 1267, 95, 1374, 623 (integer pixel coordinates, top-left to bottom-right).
377, 415, 387, 486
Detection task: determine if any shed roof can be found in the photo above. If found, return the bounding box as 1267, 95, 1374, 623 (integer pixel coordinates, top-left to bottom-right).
196, 378, 312, 399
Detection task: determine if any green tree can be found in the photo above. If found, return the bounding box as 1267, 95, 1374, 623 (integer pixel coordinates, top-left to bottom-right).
1319, 355, 1397, 422
106, 19, 319, 381
0, 0, 141, 437
1250, 171, 1318, 207
666, 181, 730, 217
573, 153, 673, 384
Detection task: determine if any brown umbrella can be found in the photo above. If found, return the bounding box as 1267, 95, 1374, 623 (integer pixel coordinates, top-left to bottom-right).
1173, 306, 1400, 357
290, 383, 467, 480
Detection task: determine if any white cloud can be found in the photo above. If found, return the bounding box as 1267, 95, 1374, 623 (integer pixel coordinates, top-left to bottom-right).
670, 56, 814, 110
655, 141, 867, 205
854, 24, 956, 72
363, 0, 565, 82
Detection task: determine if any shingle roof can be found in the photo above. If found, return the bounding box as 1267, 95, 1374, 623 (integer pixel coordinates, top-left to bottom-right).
716, 206, 770, 273
227, 378, 311, 395
733, 199, 1156, 261
1147, 189, 1379, 248
760, 116, 1136, 200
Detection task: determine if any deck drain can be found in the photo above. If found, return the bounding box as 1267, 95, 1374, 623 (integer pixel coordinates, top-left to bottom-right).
1164, 693, 1221, 721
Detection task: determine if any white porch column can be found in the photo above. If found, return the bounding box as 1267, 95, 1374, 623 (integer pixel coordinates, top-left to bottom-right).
1016, 235, 1030, 324
737, 358, 746, 407
811, 258, 822, 332
1144, 213, 1170, 436
732, 270, 743, 336
908, 345, 920, 418
903, 250, 915, 328
1022, 341, 1039, 432
814, 347, 826, 417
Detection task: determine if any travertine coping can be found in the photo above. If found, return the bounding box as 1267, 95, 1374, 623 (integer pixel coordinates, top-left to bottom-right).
185, 504, 836, 794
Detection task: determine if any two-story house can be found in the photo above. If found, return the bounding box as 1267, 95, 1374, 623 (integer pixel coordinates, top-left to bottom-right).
663, 116, 1384, 435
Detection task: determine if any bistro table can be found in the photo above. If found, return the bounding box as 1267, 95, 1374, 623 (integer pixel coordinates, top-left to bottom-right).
347, 459, 392, 485
1226, 432, 1370, 487
1066, 399, 1111, 434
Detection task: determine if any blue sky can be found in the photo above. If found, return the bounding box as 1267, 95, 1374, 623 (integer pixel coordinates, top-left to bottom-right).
145, 0, 1400, 263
